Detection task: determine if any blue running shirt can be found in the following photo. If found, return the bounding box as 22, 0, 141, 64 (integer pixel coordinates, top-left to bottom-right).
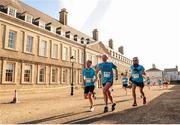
130, 65, 145, 83
83, 68, 96, 87
97, 62, 117, 85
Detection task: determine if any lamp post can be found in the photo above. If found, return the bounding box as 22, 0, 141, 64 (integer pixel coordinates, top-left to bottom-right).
70, 56, 75, 96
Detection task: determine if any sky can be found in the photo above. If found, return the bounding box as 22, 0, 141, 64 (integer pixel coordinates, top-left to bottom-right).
22, 0, 180, 70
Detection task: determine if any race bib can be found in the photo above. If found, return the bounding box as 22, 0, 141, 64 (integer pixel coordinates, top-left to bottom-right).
123, 79, 126, 82
86, 78, 92, 83
104, 72, 110, 78
132, 74, 139, 78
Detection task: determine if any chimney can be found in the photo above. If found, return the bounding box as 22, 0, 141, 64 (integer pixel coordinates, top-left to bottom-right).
118, 46, 124, 55
59, 8, 68, 25
176, 65, 178, 70
92, 29, 99, 41
108, 39, 113, 49
152, 64, 156, 69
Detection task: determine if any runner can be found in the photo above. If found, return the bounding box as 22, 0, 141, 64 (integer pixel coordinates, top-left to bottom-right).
129, 57, 146, 106
83, 60, 97, 112
121, 73, 128, 95
158, 79, 162, 88
96, 54, 118, 113
163, 79, 169, 89
146, 76, 151, 90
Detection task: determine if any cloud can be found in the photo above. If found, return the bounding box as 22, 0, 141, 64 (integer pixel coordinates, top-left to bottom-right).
81, 0, 111, 32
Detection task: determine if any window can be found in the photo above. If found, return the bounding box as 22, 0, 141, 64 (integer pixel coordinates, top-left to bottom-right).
26, 35, 33, 53
79, 51, 84, 64
62, 47, 68, 60
26, 14, 33, 23
81, 38, 84, 44
51, 67, 57, 83
8, 30, 17, 49
24, 64, 32, 82
51, 26, 56, 33
62, 69, 67, 83
8, 7, 16, 17
39, 40, 47, 56
39, 21, 45, 29
65, 31, 70, 38
72, 49, 76, 62
79, 72, 83, 83
87, 53, 92, 61
39, 66, 46, 82
5, 63, 15, 82
52, 44, 58, 58
74, 35, 78, 41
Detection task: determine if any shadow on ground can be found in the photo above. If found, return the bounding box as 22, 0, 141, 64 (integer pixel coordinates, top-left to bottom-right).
66, 85, 180, 124
21, 86, 180, 124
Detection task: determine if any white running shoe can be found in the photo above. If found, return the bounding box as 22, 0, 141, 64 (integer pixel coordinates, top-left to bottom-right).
90, 107, 94, 112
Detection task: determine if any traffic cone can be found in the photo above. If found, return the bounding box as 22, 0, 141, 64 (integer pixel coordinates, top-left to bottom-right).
10, 90, 19, 104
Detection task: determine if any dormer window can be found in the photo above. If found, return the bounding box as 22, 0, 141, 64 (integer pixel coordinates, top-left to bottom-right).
39, 21, 45, 29
56, 27, 61, 35
81, 38, 84, 44
51, 26, 56, 33
74, 35, 78, 41
86, 38, 90, 44
65, 31, 70, 38
8, 7, 16, 17
25, 14, 33, 23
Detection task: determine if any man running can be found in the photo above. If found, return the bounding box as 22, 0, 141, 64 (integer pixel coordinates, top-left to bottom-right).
83, 60, 97, 112
130, 57, 146, 106
121, 73, 128, 95
96, 54, 118, 113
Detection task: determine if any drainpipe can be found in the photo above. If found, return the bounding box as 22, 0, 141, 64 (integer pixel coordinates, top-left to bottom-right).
83, 45, 87, 68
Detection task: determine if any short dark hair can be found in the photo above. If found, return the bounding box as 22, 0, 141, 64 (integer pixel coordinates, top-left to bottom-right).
87, 60, 92, 64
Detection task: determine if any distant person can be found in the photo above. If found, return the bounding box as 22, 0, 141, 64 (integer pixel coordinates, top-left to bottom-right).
98, 73, 102, 88
83, 60, 97, 112
96, 54, 118, 113
146, 77, 151, 90
158, 79, 162, 88
121, 73, 129, 95
129, 57, 146, 106
163, 79, 169, 89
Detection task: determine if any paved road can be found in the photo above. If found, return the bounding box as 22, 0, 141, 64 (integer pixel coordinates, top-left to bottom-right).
0, 85, 179, 124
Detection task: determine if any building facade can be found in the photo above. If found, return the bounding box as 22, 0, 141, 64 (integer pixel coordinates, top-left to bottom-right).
146, 64, 163, 83
0, 0, 132, 90
163, 66, 180, 81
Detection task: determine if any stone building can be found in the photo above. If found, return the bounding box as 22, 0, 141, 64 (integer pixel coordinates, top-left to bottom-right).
0, 0, 132, 90
146, 64, 163, 83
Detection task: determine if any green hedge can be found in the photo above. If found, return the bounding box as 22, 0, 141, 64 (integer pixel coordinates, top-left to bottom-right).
170, 80, 180, 84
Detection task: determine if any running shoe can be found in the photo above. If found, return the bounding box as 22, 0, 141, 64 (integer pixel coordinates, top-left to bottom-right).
132, 103, 137, 107
112, 103, 116, 111
90, 107, 94, 112
104, 106, 108, 113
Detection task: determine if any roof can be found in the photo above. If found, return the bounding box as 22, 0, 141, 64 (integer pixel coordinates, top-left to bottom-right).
0, 0, 95, 41
86, 41, 109, 54
164, 68, 178, 72
146, 68, 162, 72
104, 44, 123, 56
